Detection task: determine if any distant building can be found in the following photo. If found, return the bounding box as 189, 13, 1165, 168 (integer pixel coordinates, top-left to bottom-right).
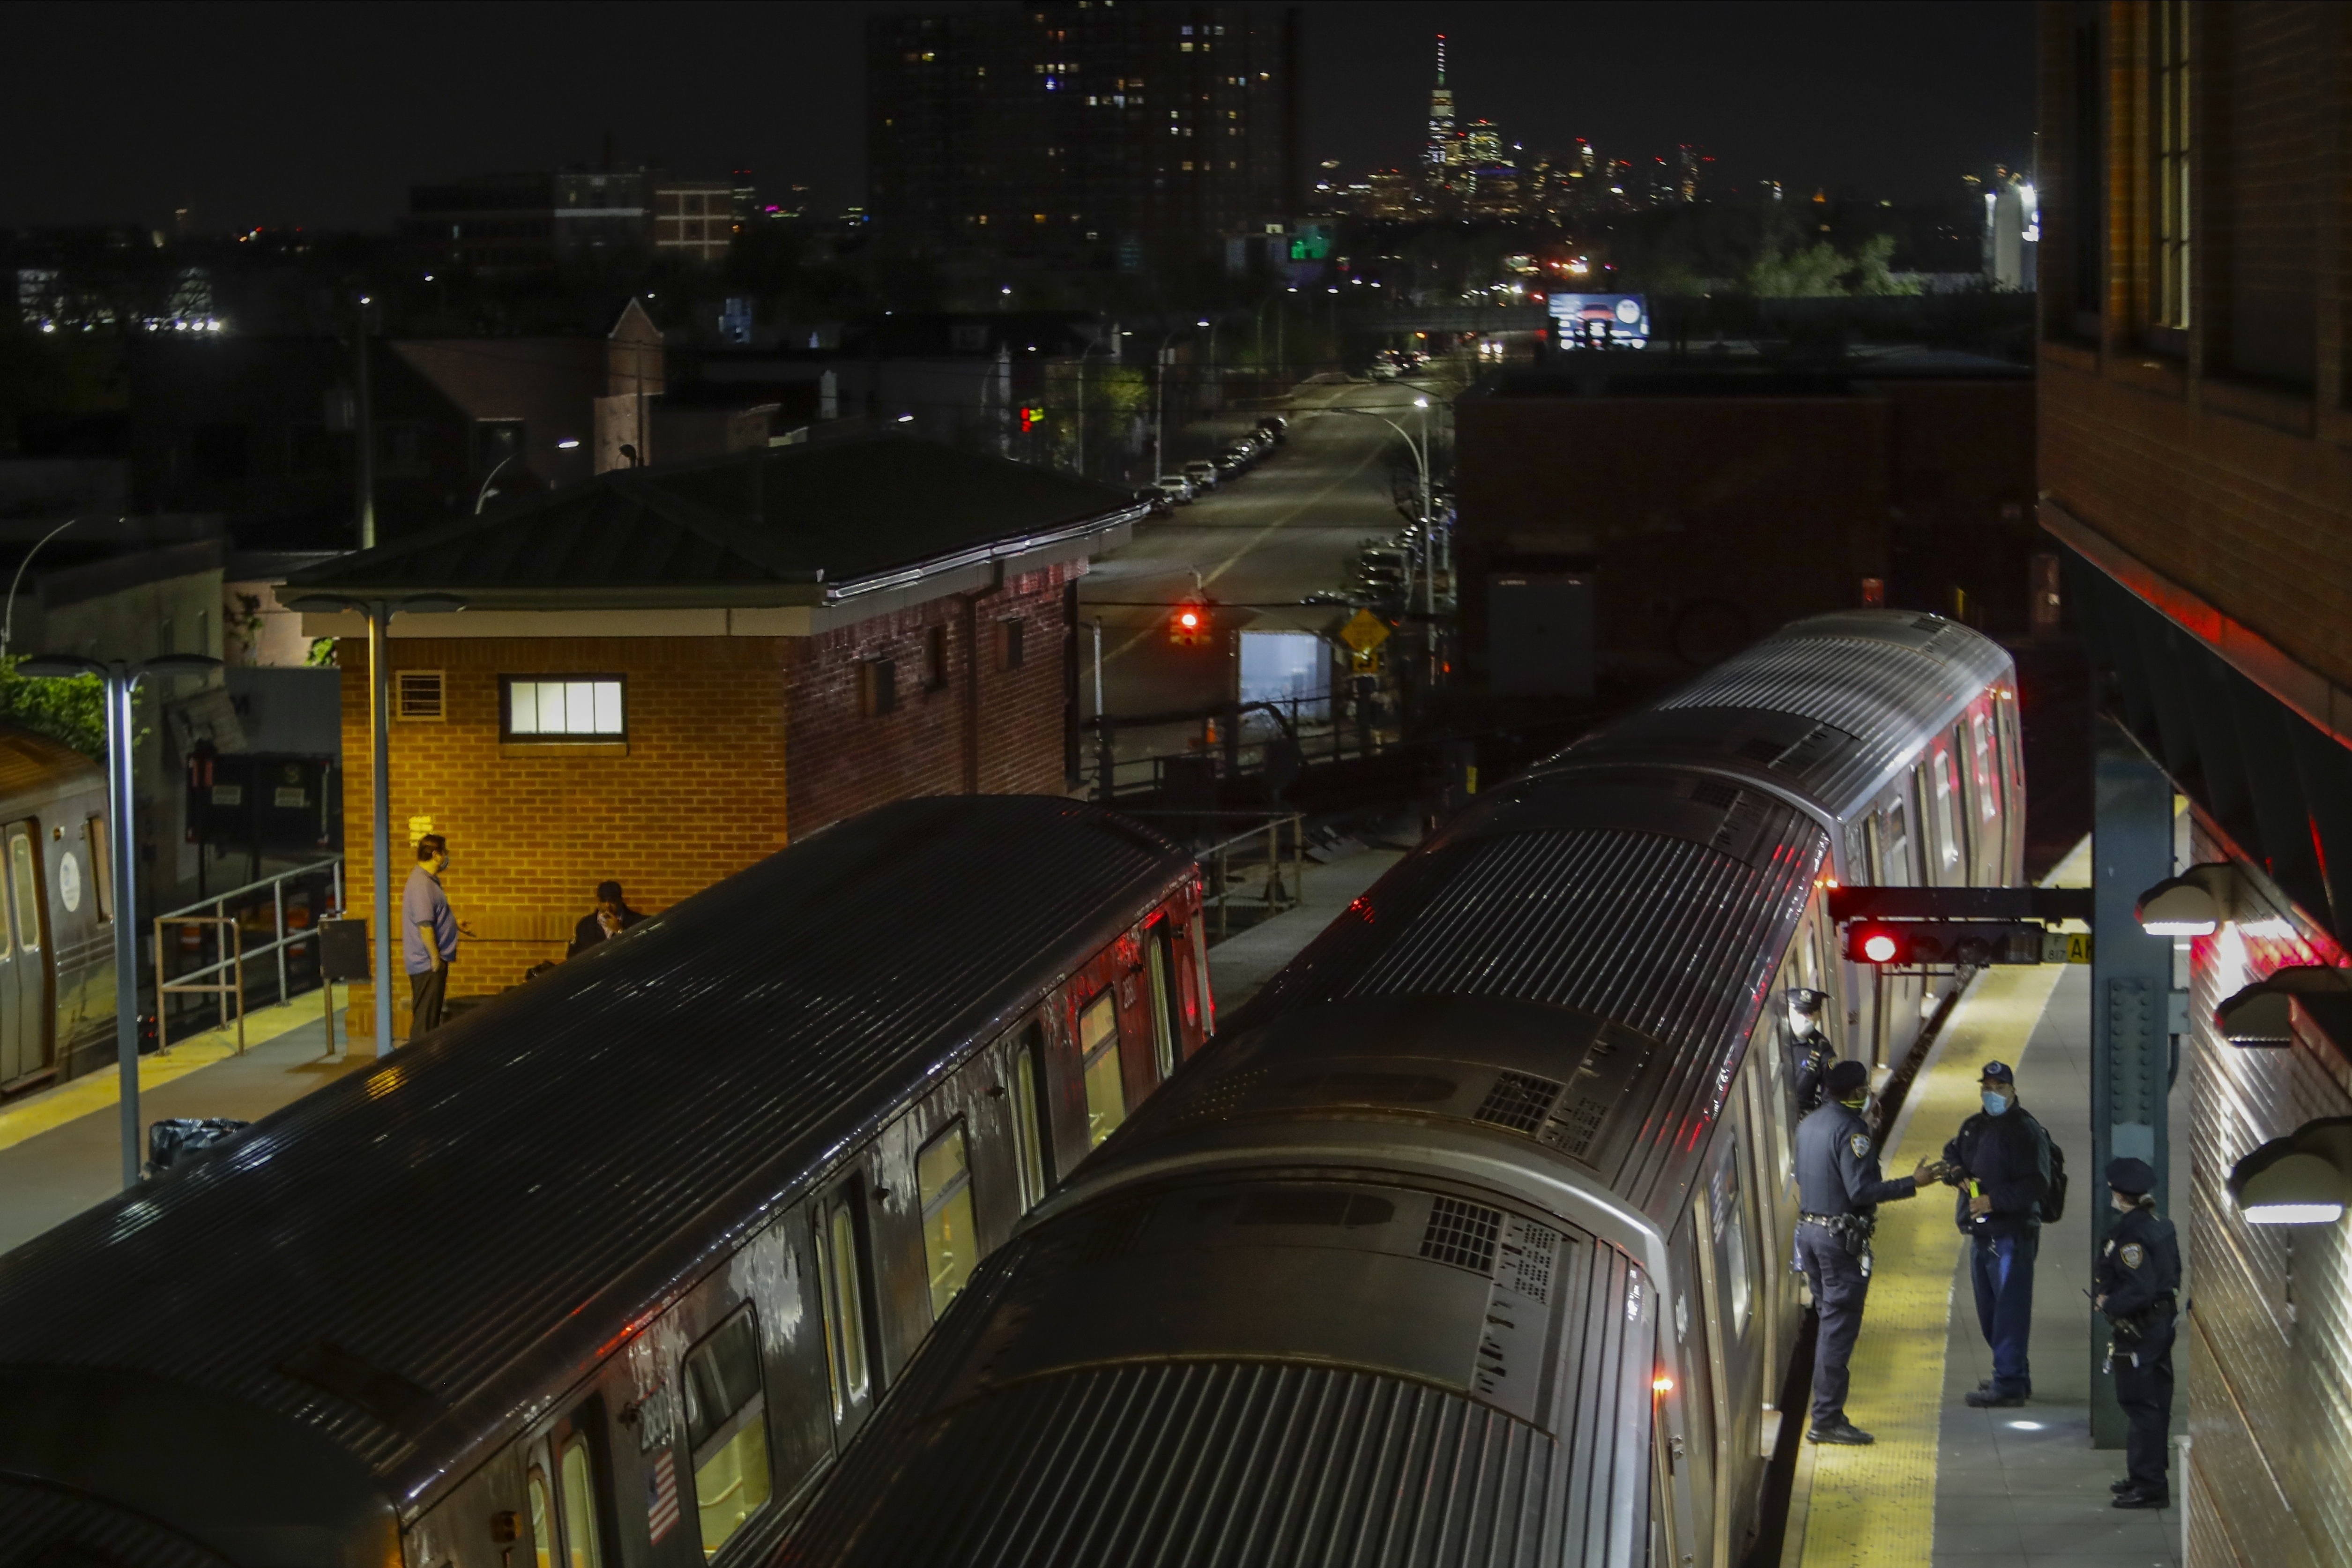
406, 173, 557, 273
1425, 34, 1456, 176
653, 181, 739, 265
553, 168, 651, 259
284, 436, 1145, 1034
867, 1, 1299, 266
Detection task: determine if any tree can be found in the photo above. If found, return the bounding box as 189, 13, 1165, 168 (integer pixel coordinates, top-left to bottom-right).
0, 658, 114, 759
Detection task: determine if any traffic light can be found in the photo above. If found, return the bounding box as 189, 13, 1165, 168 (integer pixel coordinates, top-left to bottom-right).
1845, 920, 2067, 967
1169, 601, 1210, 646
1019, 404, 1044, 433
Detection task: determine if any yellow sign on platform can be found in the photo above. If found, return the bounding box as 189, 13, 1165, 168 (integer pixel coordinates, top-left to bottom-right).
1340, 609, 1391, 654
2040, 930, 2094, 965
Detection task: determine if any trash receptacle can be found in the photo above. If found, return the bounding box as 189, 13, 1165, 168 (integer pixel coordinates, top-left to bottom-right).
146, 1117, 250, 1179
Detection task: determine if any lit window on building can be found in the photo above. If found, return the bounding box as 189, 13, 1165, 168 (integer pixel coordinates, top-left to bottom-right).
503, 677, 624, 739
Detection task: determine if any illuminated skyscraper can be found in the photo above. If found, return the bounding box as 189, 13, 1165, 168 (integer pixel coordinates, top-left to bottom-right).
1425, 35, 1455, 176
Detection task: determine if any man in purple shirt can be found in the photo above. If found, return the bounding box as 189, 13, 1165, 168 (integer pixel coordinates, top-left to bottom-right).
402, 834, 461, 1040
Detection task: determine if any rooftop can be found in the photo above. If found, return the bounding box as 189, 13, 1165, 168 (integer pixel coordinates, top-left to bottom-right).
282, 436, 1143, 611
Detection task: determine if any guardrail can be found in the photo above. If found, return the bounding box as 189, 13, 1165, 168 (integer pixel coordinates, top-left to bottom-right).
154, 856, 344, 1049
1117, 810, 1306, 941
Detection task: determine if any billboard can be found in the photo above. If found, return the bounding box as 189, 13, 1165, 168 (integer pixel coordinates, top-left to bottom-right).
1548, 293, 1649, 349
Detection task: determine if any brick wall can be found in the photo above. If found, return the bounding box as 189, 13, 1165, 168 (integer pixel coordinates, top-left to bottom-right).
338, 567, 1076, 1038
785, 563, 1073, 833
2038, 0, 2352, 693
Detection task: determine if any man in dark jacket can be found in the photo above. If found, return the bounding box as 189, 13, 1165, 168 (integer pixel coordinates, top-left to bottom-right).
1942, 1059, 2051, 1406
568, 880, 646, 958
1794, 1058, 1936, 1445
2097, 1156, 2180, 1509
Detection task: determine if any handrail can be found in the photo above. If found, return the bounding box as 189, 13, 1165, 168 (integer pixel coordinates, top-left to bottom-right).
156, 855, 344, 922
153, 856, 345, 1053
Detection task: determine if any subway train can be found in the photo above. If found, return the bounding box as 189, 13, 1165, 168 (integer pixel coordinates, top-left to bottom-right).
0, 727, 117, 1095
783, 610, 2024, 1568
0, 796, 1211, 1568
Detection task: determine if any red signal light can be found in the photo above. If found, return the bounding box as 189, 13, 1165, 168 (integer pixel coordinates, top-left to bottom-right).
1862, 931, 1898, 963
1847, 923, 1905, 964
1169, 601, 1211, 646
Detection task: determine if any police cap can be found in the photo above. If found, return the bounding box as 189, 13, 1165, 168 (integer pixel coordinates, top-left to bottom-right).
1825, 1059, 1870, 1097
1785, 987, 1828, 1016
2106, 1156, 2156, 1196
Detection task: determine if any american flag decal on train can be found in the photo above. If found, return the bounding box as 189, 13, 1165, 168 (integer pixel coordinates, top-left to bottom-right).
646, 1448, 681, 1544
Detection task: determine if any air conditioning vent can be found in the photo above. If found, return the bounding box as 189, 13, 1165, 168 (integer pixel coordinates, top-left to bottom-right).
396, 671, 445, 721
1473, 1070, 1565, 1135
1420, 1196, 1503, 1274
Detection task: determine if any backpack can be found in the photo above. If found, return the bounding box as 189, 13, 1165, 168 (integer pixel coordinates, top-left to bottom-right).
2039, 1130, 2068, 1224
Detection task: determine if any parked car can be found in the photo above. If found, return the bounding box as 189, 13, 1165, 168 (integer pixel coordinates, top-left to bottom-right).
1154, 475, 1195, 504
1213, 455, 1249, 480
1183, 460, 1221, 491
1365, 360, 1399, 381
1135, 486, 1174, 517
1256, 416, 1288, 444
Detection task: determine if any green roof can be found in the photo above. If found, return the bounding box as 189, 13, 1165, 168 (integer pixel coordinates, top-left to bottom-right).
284, 437, 1142, 609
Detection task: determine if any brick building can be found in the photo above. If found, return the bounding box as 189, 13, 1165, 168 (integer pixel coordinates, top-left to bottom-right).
2035, 2, 2352, 1555
1454, 352, 2036, 688
284, 436, 1141, 1037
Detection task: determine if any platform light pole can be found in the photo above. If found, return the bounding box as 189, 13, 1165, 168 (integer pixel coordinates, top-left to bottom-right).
21, 652, 221, 1188
283, 594, 466, 1056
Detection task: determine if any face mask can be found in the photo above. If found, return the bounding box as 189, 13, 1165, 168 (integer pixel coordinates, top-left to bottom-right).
1982, 1090, 2010, 1116
1789, 1011, 1813, 1036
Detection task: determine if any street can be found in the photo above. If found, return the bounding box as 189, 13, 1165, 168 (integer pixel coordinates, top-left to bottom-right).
1079, 374, 1452, 755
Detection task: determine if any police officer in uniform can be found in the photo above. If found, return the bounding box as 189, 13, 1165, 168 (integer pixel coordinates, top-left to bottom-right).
2095, 1156, 2180, 1509
1785, 988, 1837, 1116
1795, 1058, 1936, 1444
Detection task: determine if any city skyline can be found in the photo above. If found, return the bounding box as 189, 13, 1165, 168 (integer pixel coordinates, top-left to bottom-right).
2, 0, 2035, 233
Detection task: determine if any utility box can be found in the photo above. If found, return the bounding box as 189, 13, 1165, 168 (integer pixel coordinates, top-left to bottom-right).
1488, 572, 1594, 699
320, 919, 371, 984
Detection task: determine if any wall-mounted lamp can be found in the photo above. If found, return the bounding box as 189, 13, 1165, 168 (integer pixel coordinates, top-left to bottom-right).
2215, 965, 2352, 1047
2229, 1116, 2352, 1225
2134, 862, 2239, 937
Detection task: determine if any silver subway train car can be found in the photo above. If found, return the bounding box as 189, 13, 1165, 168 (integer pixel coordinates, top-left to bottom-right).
0, 727, 117, 1095
0, 797, 1213, 1568
783, 611, 2023, 1568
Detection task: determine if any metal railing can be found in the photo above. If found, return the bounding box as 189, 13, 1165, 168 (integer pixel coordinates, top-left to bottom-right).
154, 856, 344, 1050
1117, 810, 1306, 941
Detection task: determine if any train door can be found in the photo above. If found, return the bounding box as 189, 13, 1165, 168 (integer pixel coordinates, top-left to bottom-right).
1920, 744, 1965, 886
1003, 1021, 1055, 1213
530, 1400, 613, 1568
1668, 1226, 1717, 1564
1996, 690, 2026, 881
5, 823, 48, 1076
1145, 922, 1181, 1083
812, 1185, 881, 1446
1694, 1120, 1765, 1561
0, 822, 27, 1086
1963, 701, 2003, 885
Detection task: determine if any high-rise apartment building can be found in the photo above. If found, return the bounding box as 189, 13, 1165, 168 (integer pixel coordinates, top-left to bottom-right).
1425, 33, 1456, 175
867, 1, 1300, 265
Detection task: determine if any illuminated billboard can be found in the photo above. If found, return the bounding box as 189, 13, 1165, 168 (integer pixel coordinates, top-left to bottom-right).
1548, 292, 1649, 349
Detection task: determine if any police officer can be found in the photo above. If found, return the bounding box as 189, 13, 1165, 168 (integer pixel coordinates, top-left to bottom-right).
1785, 988, 1837, 1115
2096, 1156, 2180, 1509
1795, 1057, 1935, 1444
1942, 1059, 2051, 1407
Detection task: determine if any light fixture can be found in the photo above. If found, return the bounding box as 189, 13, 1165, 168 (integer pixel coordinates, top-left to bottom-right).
557, 438, 581, 450
2230, 1118, 2352, 1225
2216, 965, 2352, 1047
2134, 863, 2238, 936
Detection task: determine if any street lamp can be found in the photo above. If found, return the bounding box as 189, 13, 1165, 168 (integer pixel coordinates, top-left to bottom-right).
18, 650, 221, 1187
1152, 321, 1205, 482
1, 514, 82, 658
282, 593, 466, 1058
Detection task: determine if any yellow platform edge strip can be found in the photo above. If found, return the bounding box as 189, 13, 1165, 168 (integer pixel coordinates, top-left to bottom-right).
0, 985, 344, 1155
1797, 842, 2082, 1568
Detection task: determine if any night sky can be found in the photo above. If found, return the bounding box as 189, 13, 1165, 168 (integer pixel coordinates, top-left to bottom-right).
1, 0, 2035, 232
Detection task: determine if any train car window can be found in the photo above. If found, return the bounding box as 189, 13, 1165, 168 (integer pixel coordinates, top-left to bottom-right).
817, 1199, 871, 1418
83, 817, 111, 921
683, 1308, 773, 1557
1881, 796, 1912, 885
528, 1466, 553, 1568
1012, 1033, 1052, 1209
557, 1437, 604, 1568
1079, 991, 1125, 1146
1930, 748, 1964, 883
8, 832, 37, 951
1716, 1141, 1755, 1339
1147, 931, 1177, 1080
916, 1122, 979, 1317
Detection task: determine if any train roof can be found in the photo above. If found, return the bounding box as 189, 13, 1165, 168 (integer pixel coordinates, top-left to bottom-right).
1176, 762, 1827, 1221
0, 726, 103, 810
1538, 610, 2014, 823
0, 796, 1192, 1514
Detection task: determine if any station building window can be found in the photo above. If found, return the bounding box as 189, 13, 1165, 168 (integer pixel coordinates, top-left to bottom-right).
1079, 991, 1124, 1145
503, 676, 624, 740
681, 1308, 772, 1556
917, 1122, 978, 1316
